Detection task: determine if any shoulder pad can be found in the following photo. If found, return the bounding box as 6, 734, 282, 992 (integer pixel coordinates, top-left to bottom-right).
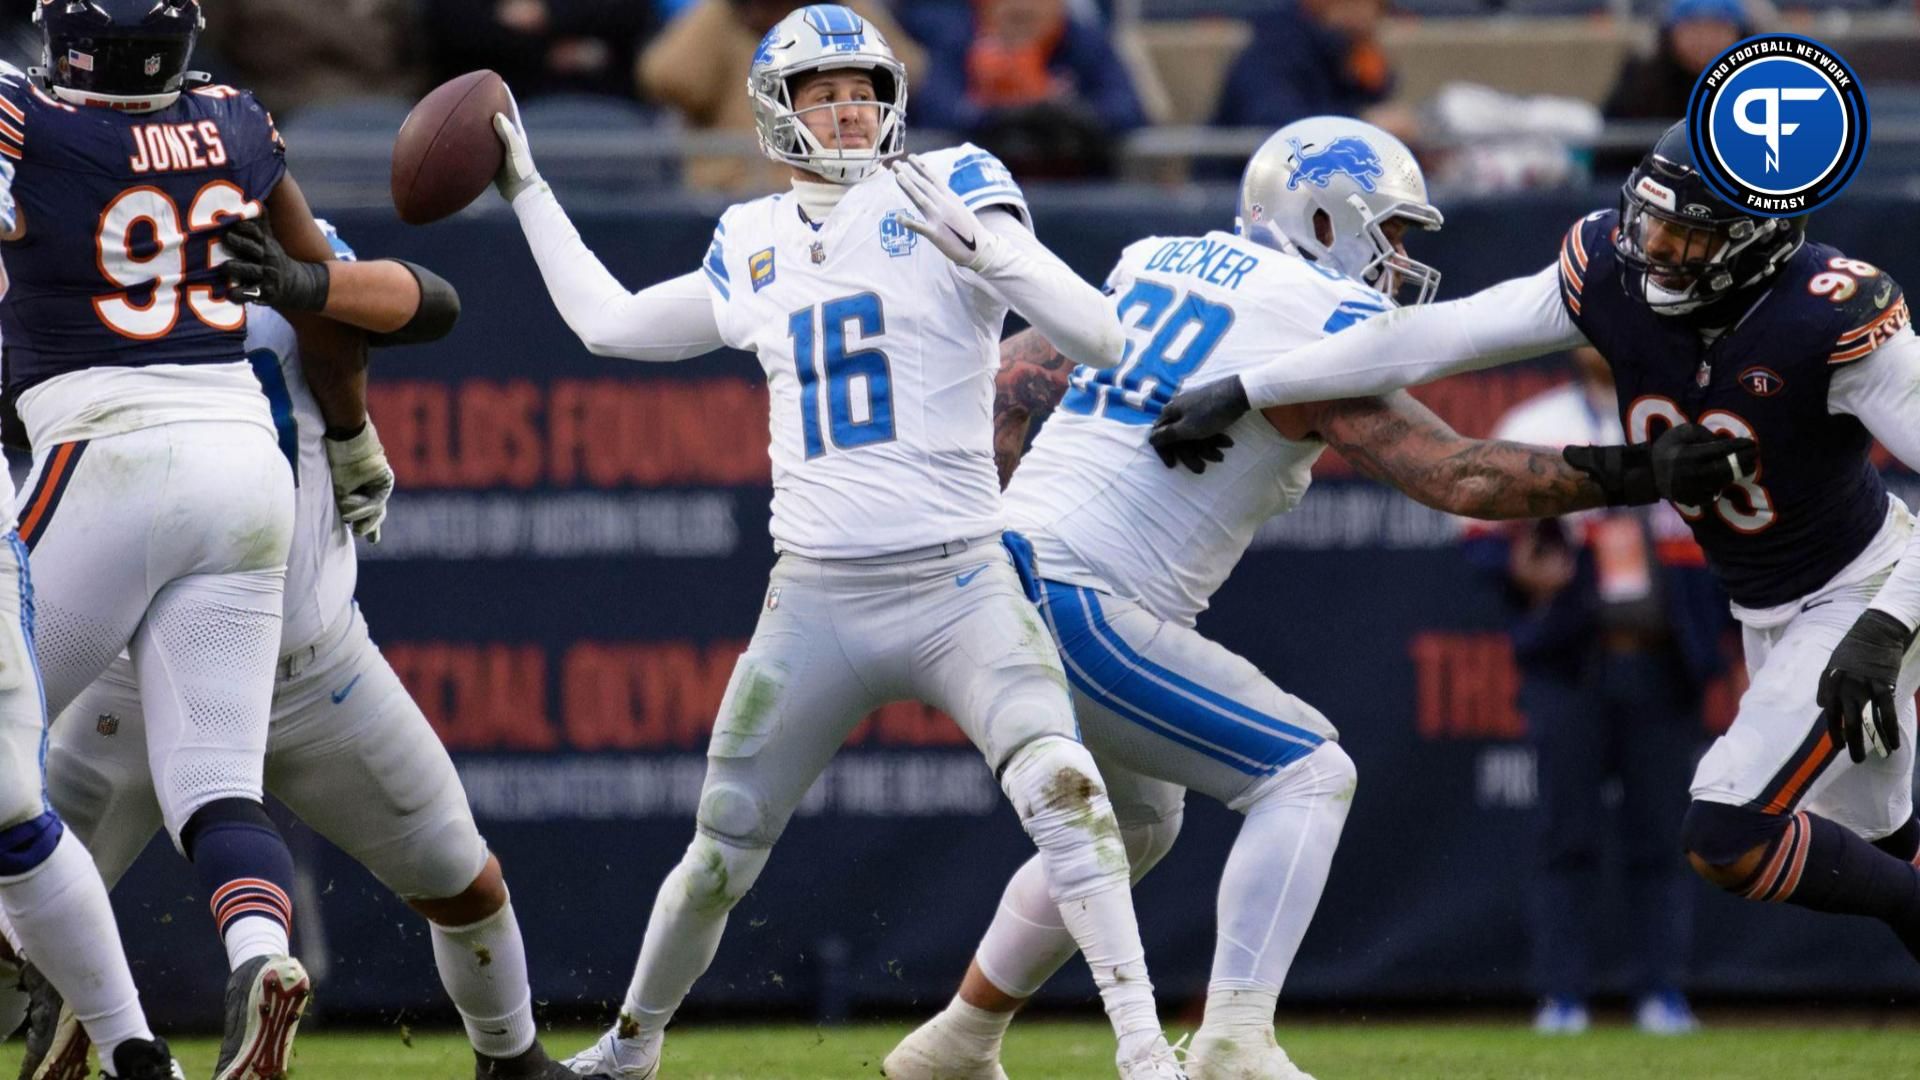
1557, 209, 1612, 318
923, 143, 1028, 225
1817, 255, 1910, 365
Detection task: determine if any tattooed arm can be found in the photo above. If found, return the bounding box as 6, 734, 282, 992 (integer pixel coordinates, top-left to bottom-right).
993, 328, 1077, 488
1269, 391, 1610, 519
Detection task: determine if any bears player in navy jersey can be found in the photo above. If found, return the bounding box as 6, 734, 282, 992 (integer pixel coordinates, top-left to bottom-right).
1152, 120, 1920, 963
0, 3, 398, 1078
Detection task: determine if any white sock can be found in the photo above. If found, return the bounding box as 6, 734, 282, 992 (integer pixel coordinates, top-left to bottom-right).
943, 998, 1014, 1054
223, 914, 287, 969
1212, 745, 1354, 992
1201, 985, 1279, 1033
622, 837, 768, 1043
0, 831, 151, 1062
430, 901, 537, 1059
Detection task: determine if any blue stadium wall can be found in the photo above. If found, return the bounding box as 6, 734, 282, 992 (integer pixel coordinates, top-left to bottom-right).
102, 189, 1920, 1027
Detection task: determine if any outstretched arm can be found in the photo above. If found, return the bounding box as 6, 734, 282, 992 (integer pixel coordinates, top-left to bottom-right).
1285, 392, 1611, 519
993, 329, 1076, 487
495, 110, 724, 361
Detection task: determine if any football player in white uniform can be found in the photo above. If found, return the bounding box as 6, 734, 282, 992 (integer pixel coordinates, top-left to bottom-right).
1151, 120, 1920, 981
6, 228, 580, 1080
883, 117, 1750, 1080
491, 5, 1185, 1077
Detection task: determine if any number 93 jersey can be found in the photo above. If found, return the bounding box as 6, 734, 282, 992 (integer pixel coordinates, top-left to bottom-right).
0, 63, 286, 445
1007, 230, 1389, 627
703, 144, 1027, 558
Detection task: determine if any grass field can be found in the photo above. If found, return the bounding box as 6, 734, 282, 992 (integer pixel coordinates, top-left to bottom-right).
18, 1018, 1919, 1079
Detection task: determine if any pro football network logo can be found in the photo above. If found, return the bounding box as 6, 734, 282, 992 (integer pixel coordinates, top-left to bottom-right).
1687, 34, 1868, 217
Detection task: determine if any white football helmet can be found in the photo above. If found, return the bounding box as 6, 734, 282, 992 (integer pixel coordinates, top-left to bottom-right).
1238, 116, 1444, 305
748, 5, 907, 184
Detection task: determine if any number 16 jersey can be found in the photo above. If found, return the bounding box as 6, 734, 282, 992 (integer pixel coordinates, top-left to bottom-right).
1007, 231, 1388, 628
0, 63, 285, 451
702, 144, 1027, 559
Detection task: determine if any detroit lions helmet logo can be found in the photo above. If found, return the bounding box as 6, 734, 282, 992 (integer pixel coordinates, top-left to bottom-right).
1285, 137, 1385, 193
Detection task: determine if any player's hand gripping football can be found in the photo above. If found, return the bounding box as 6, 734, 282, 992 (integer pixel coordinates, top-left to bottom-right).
326, 421, 396, 544
222, 218, 331, 312
892, 154, 998, 272
491, 89, 543, 203
1149, 376, 1248, 473
1820, 609, 1914, 763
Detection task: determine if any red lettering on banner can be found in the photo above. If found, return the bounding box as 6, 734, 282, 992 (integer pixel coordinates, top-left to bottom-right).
386, 642, 553, 749
371, 377, 772, 490
561, 640, 745, 750
1409, 631, 1525, 740
549, 378, 770, 487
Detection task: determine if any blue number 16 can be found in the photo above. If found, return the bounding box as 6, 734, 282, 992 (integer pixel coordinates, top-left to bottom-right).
1061, 281, 1235, 425
788, 292, 896, 459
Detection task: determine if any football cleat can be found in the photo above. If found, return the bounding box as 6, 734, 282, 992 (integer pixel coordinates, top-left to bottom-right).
881, 1010, 1009, 1079
1186, 1026, 1316, 1080
1116, 1033, 1187, 1080
1531, 996, 1590, 1036
107, 1037, 187, 1080
0, 950, 26, 1042
562, 1028, 658, 1080
1635, 991, 1700, 1036
18, 964, 90, 1080
212, 956, 311, 1080
476, 1041, 590, 1079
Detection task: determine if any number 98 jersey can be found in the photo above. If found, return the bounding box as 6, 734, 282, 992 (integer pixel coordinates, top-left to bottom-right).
703, 144, 1027, 559
1006, 230, 1387, 627
1559, 210, 1904, 610
0, 63, 285, 406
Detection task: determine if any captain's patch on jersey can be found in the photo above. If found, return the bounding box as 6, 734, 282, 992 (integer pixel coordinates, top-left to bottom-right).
1687, 33, 1869, 216
750, 247, 777, 291
880, 210, 917, 258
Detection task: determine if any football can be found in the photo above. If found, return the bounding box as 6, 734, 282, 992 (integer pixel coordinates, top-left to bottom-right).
390, 69, 512, 226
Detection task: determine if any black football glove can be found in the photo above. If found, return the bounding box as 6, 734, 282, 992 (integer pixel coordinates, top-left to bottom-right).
1148, 376, 1250, 474
1561, 442, 1657, 506
1649, 422, 1758, 506
221, 218, 331, 312
1819, 608, 1915, 764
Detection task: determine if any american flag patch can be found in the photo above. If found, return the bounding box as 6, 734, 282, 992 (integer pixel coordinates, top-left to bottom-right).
66, 49, 93, 72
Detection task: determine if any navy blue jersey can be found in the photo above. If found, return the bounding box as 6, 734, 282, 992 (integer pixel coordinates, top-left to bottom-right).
1558, 210, 1907, 609
0, 66, 286, 397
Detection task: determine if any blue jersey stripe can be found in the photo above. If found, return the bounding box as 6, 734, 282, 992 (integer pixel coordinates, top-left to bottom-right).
248, 349, 299, 485
704, 264, 732, 300
1042, 581, 1322, 774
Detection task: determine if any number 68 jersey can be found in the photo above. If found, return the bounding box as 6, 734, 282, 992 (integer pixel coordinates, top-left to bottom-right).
702, 144, 1026, 559
1007, 230, 1387, 628
0, 63, 286, 450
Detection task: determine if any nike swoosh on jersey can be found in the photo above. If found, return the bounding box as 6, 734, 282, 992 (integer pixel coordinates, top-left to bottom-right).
330, 674, 363, 705
956, 566, 986, 587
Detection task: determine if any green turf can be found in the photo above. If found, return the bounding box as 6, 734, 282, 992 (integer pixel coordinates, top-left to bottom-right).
12, 1019, 1920, 1079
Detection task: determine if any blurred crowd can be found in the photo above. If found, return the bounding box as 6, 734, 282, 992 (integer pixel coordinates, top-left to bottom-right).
0, 0, 1914, 193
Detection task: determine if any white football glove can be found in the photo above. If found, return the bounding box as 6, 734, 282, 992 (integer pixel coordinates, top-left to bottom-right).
325, 421, 395, 544
891, 154, 1002, 272
492, 90, 543, 203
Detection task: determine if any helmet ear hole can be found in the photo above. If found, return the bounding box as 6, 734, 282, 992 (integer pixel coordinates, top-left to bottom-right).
1312, 210, 1334, 247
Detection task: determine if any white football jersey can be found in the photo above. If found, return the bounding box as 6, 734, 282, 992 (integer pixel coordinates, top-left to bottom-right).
703, 144, 1029, 558
244, 309, 355, 653
1007, 230, 1392, 626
